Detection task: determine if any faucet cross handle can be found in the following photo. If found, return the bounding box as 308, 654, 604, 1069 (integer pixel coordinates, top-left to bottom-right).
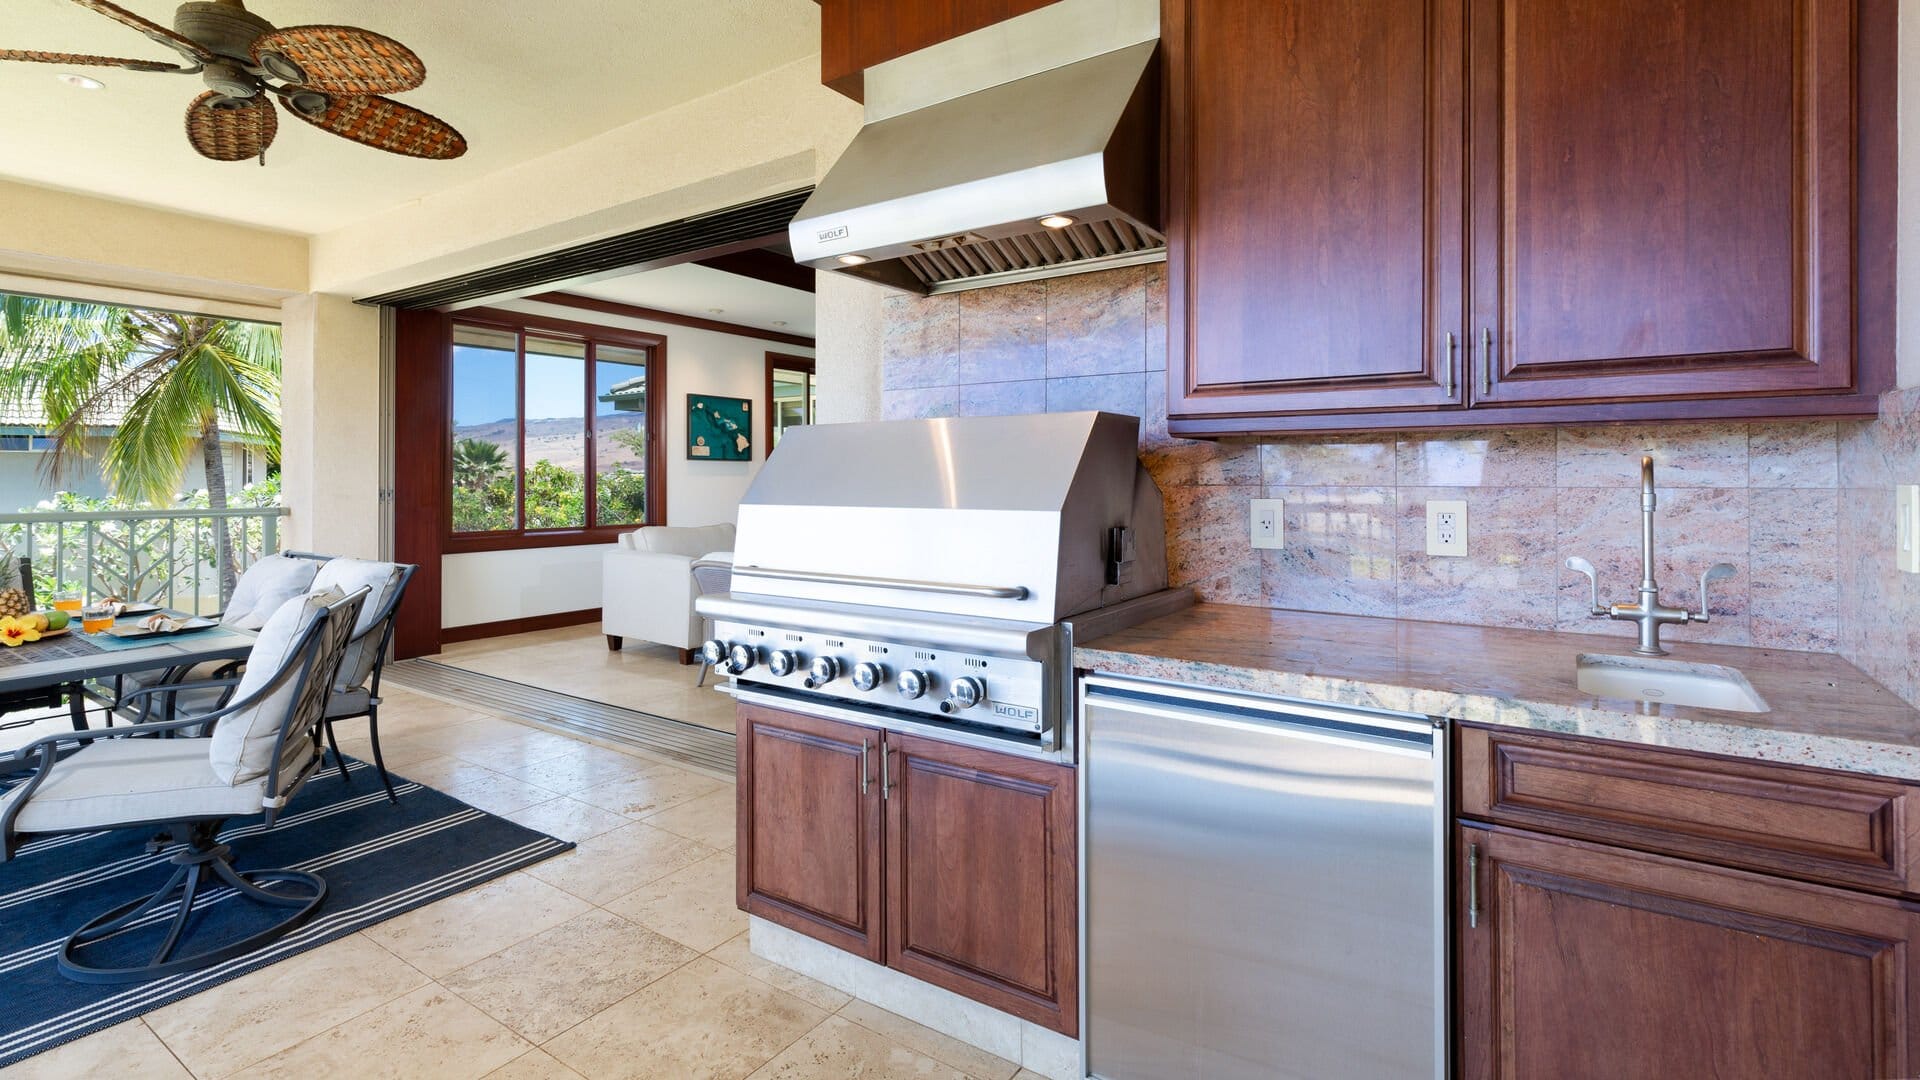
1565, 556, 1605, 617
1694, 563, 1737, 623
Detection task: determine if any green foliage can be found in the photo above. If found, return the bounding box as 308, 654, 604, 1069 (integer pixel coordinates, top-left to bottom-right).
452, 437, 509, 492
524, 459, 585, 529
449, 458, 646, 533
596, 466, 646, 526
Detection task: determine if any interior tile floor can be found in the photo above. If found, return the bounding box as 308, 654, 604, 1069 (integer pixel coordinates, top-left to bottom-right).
1, 682, 1039, 1078
434, 624, 736, 734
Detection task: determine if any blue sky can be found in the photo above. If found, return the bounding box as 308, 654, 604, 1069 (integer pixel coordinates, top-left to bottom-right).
453, 344, 644, 426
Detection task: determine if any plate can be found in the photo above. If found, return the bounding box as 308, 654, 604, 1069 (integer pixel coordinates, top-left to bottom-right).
117, 602, 162, 616
103, 617, 217, 639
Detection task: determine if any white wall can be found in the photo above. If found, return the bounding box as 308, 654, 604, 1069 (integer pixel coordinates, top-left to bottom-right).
440, 299, 811, 629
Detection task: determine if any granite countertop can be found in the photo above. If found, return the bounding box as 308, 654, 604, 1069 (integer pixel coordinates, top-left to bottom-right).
1074, 603, 1920, 782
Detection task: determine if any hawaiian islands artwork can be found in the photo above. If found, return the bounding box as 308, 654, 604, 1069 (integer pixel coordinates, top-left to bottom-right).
688, 394, 752, 461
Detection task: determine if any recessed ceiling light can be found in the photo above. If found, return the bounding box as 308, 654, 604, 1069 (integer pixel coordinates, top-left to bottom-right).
57, 73, 104, 90
772, 320, 789, 327
1038, 214, 1075, 229
837, 254, 870, 266
707, 308, 725, 315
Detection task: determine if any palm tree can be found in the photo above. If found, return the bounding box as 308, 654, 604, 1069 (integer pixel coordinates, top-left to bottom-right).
0, 295, 281, 600
453, 437, 510, 491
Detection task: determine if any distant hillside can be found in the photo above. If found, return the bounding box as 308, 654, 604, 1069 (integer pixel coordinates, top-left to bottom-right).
455, 412, 644, 472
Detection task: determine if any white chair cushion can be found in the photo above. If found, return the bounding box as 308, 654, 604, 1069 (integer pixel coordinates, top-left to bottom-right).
310, 558, 404, 690
0, 739, 267, 834
208, 590, 335, 785
628, 523, 735, 558
221, 554, 322, 630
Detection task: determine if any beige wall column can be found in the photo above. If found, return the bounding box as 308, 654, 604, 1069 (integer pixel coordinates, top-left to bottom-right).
279, 293, 384, 558
813, 271, 887, 424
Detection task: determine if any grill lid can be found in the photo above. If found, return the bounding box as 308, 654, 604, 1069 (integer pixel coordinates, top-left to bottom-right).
731, 412, 1168, 622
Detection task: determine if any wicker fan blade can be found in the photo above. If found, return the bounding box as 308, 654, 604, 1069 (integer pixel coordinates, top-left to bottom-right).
0, 49, 192, 73
69, 0, 214, 64
284, 91, 465, 160
251, 25, 425, 94
185, 90, 277, 162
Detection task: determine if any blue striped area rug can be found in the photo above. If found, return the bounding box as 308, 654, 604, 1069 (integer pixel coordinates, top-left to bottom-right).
0, 757, 572, 1068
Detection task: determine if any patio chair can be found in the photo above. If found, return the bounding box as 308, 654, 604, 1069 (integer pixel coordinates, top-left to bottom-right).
301, 556, 416, 803
0, 586, 368, 984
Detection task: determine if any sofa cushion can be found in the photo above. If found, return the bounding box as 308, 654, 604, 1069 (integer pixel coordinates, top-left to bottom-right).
222, 554, 322, 630
628, 523, 735, 559
208, 590, 335, 785
0, 739, 267, 834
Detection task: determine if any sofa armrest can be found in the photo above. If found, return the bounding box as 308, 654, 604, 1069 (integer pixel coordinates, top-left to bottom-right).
602, 548, 701, 648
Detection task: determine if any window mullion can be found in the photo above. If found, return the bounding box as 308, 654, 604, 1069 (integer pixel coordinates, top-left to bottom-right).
515, 330, 527, 534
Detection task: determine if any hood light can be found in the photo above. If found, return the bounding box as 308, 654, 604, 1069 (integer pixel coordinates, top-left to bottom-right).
1039, 214, 1075, 229
57, 73, 105, 90
837, 254, 871, 266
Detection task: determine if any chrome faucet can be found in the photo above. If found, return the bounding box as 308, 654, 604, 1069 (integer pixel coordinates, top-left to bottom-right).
1564, 456, 1737, 656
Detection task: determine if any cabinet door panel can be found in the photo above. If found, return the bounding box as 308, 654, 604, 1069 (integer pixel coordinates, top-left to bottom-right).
1459, 824, 1920, 1079
737, 703, 883, 962
1168, 0, 1466, 419
1470, 0, 1855, 404
885, 733, 1077, 1034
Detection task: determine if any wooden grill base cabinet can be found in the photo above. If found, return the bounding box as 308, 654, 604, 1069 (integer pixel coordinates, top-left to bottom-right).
735, 702, 1078, 1035
1456, 725, 1920, 1078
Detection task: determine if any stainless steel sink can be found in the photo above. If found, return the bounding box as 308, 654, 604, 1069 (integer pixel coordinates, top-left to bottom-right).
1575, 653, 1771, 713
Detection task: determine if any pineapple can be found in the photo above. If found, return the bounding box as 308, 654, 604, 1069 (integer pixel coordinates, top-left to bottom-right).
0, 551, 28, 619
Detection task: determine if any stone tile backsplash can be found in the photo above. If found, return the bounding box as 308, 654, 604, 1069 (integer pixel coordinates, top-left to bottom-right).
880, 265, 1914, 704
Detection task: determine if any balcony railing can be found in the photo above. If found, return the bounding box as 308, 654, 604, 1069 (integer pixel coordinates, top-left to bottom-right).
0, 506, 289, 617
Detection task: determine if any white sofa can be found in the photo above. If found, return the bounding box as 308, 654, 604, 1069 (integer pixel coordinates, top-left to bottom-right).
602, 523, 735, 660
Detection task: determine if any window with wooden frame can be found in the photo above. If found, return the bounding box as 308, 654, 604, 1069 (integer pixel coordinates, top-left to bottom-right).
447, 308, 666, 551
765, 353, 816, 451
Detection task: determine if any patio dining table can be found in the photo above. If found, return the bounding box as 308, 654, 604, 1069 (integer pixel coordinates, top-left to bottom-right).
0, 617, 256, 731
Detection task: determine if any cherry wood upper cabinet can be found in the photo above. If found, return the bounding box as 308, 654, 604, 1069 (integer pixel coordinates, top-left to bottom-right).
1165, 0, 1896, 436
1468, 0, 1856, 408
816, 0, 1060, 100
1166, 0, 1469, 420
1458, 824, 1920, 1079
736, 703, 885, 962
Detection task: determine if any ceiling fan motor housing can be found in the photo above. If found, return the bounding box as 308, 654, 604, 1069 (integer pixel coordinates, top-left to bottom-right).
172, 1, 273, 64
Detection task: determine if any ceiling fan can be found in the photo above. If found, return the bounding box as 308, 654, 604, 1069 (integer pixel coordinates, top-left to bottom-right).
1, 0, 466, 163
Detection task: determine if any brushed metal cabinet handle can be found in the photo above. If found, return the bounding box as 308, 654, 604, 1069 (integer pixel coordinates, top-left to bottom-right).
881, 744, 892, 801
1443, 331, 1456, 397
859, 740, 870, 796
1468, 842, 1481, 929
1480, 328, 1495, 397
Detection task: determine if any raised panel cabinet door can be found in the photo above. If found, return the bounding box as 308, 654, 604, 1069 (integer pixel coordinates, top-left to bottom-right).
1167, 0, 1469, 421
884, 732, 1078, 1035
1458, 824, 1920, 1080
736, 703, 884, 962
1467, 0, 1856, 406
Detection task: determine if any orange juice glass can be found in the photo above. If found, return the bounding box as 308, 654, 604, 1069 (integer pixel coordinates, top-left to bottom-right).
51, 593, 81, 614
80, 603, 114, 633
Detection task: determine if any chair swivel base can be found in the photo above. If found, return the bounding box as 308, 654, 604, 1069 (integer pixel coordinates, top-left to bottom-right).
57, 823, 326, 985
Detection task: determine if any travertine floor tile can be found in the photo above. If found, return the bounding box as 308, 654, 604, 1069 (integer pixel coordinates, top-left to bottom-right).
390, 757, 561, 816
501, 795, 632, 844
544, 957, 827, 1080
707, 932, 852, 1012
483, 1049, 588, 1079
605, 850, 747, 952
746, 1015, 974, 1079
642, 786, 737, 849
0, 1020, 190, 1080
838, 1001, 1022, 1080
441, 910, 696, 1042
524, 821, 713, 905
243, 983, 531, 1079
499, 747, 654, 795
572, 766, 725, 819
362, 871, 590, 977
143, 933, 428, 1078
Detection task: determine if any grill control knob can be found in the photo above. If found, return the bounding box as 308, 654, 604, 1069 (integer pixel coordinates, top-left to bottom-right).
940, 676, 985, 714
851, 661, 888, 692
767, 649, 802, 677
699, 639, 728, 667
896, 669, 930, 700
804, 656, 841, 689
727, 643, 757, 674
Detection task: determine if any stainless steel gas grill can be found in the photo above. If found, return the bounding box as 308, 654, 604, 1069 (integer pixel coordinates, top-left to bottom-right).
696, 411, 1190, 761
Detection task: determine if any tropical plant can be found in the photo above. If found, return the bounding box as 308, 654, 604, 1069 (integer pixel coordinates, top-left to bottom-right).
452, 437, 510, 492
0, 294, 280, 599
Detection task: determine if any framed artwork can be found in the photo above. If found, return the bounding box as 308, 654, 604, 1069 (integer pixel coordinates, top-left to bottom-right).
687, 394, 753, 460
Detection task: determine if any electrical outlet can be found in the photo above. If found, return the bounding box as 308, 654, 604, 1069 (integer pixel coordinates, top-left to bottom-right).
1899, 485, 1920, 574
1426, 499, 1468, 557
1250, 498, 1284, 550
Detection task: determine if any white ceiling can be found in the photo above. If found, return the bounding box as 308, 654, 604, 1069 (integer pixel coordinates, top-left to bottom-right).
0, 0, 819, 234
555, 262, 815, 337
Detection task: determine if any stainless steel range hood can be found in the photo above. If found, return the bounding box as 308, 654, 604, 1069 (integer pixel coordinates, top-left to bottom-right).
790, 0, 1163, 295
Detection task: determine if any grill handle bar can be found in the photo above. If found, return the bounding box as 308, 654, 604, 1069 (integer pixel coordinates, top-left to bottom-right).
734, 566, 1029, 601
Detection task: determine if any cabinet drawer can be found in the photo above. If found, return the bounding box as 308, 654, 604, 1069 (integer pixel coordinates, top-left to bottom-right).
1457, 725, 1920, 896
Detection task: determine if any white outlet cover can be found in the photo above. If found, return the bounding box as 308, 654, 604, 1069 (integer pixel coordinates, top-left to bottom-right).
1250, 498, 1284, 550
1426, 499, 1469, 557
1899, 485, 1920, 574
